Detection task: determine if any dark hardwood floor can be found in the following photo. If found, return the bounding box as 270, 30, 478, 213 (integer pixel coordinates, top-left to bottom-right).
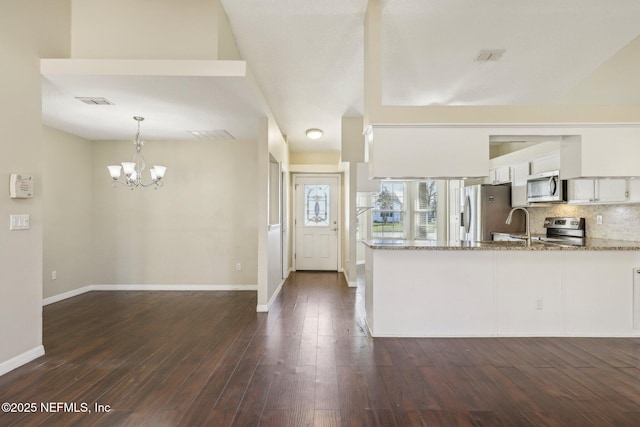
0, 271, 639, 426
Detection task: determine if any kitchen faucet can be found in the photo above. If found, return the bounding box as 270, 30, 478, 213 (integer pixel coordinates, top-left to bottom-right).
506, 207, 531, 246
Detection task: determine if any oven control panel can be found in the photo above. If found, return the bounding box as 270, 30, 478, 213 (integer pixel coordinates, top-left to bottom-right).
543, 217, 585, 230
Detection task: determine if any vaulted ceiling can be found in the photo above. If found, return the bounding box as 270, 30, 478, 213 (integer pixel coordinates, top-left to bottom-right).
41, 0, 640, 153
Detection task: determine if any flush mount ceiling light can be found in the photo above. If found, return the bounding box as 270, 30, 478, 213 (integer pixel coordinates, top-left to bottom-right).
107, 116, 167, 189
305, 128, 323, 140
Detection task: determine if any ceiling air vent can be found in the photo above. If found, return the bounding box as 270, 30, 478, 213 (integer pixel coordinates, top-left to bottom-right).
474, 49, 506, 62
75, 97, 115, 105
188, 130, 235, 140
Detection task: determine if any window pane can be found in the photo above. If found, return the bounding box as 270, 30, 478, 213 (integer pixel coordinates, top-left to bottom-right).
417, 181, 437, 210
304, 184, 330, 226
371, 182, 405, 238
415, 181, 438, 240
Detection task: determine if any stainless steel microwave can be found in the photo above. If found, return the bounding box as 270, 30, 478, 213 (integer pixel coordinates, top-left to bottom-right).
526, 171, 567, 203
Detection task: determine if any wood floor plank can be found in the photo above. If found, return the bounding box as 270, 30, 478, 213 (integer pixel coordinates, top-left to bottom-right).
1, 272, 639, 427
314, 364, 340, 410
313, 409, 341, 427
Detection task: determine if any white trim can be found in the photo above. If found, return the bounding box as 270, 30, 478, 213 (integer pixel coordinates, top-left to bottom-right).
367, 122, 640, 130
257, 278, 286, 313
92, 284, 257, 291
289, 164, 343, 173
367, 333, 640, 338
41, 58, 248, 78
0, 346, 45, 377
43, 285, 93, 306
292, 173, 342, 272
356, 260, 365, 266
342, 270, 357, 288
43, 284, 258, 306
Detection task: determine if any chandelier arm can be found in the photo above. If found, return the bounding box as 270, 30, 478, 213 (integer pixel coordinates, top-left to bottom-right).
138, 180, 161, 188
111, 179, 138, 188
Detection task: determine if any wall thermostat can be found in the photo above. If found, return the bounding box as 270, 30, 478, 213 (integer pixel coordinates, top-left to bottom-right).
9, 174, 34, 198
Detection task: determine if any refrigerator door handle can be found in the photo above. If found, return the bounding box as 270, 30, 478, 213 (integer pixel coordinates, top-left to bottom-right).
463, 195, 471, 234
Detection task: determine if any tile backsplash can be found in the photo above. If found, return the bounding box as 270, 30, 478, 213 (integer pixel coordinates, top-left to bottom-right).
528, 203, 640, 241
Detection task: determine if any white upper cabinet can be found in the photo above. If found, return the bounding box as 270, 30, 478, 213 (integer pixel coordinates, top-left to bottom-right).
510, 162, 530, 207
486, 165, 511, 185
568, 179, 628, 204
530, 151, 560, 175
487, 165, 511, 185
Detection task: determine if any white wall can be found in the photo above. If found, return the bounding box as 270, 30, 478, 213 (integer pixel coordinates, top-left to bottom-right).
92, 139, 258, 286
0, 0, 70, 373
257, 117, 290, 310
71, 0, 223, 60
42, 127, 92, 299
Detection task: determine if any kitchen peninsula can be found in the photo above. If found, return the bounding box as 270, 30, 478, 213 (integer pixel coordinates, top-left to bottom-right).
362, 239, 640, 338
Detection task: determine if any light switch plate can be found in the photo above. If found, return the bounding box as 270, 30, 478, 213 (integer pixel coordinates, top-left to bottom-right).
9, 214, 30, 230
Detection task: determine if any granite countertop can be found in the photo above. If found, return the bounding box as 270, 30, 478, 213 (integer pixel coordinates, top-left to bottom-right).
361, 237, 640, 251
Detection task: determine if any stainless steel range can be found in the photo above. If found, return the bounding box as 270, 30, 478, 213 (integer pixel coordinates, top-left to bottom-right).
540, 217, 586, 246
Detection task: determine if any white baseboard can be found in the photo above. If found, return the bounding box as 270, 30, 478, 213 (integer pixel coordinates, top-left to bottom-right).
342, 271, 357, 288
43, 284, 258, 306
0, 345, 45, 377
91, 284, 257, 291
257, 278, 286, 313
43, 286, 93, 306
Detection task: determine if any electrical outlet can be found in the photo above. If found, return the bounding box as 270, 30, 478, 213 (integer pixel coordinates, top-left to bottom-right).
52, 271, 57, 280
235, 263, 241, 271
596, 215, 603, 225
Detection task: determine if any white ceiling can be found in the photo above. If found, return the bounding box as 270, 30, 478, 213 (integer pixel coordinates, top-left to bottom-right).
42, 74, 264, 141
41, 0, 640, 153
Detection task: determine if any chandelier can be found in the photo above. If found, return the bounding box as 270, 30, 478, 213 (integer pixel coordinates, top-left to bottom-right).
107, 116, 167, 189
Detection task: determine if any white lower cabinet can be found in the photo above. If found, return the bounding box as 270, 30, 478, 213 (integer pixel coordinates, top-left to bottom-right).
568, 178, 627, 204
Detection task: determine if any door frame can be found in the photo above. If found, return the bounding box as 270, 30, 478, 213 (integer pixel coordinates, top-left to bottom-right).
292, 173, 342, 272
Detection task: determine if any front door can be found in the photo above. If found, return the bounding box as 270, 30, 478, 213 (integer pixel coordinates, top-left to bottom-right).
295, 175, 339, 271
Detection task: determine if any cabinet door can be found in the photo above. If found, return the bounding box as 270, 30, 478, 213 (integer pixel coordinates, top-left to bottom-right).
569, 179, 627, 204
495, 166, 511, 183
488, 165, 511, 184
510, 162, 529, 207
596, 179, 627, 203
485, 168, 498, 185
530, 152, 560, 175
568, 179, 595, 203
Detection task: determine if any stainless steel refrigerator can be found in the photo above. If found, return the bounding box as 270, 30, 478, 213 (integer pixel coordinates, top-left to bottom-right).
461, 183, 525, 242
